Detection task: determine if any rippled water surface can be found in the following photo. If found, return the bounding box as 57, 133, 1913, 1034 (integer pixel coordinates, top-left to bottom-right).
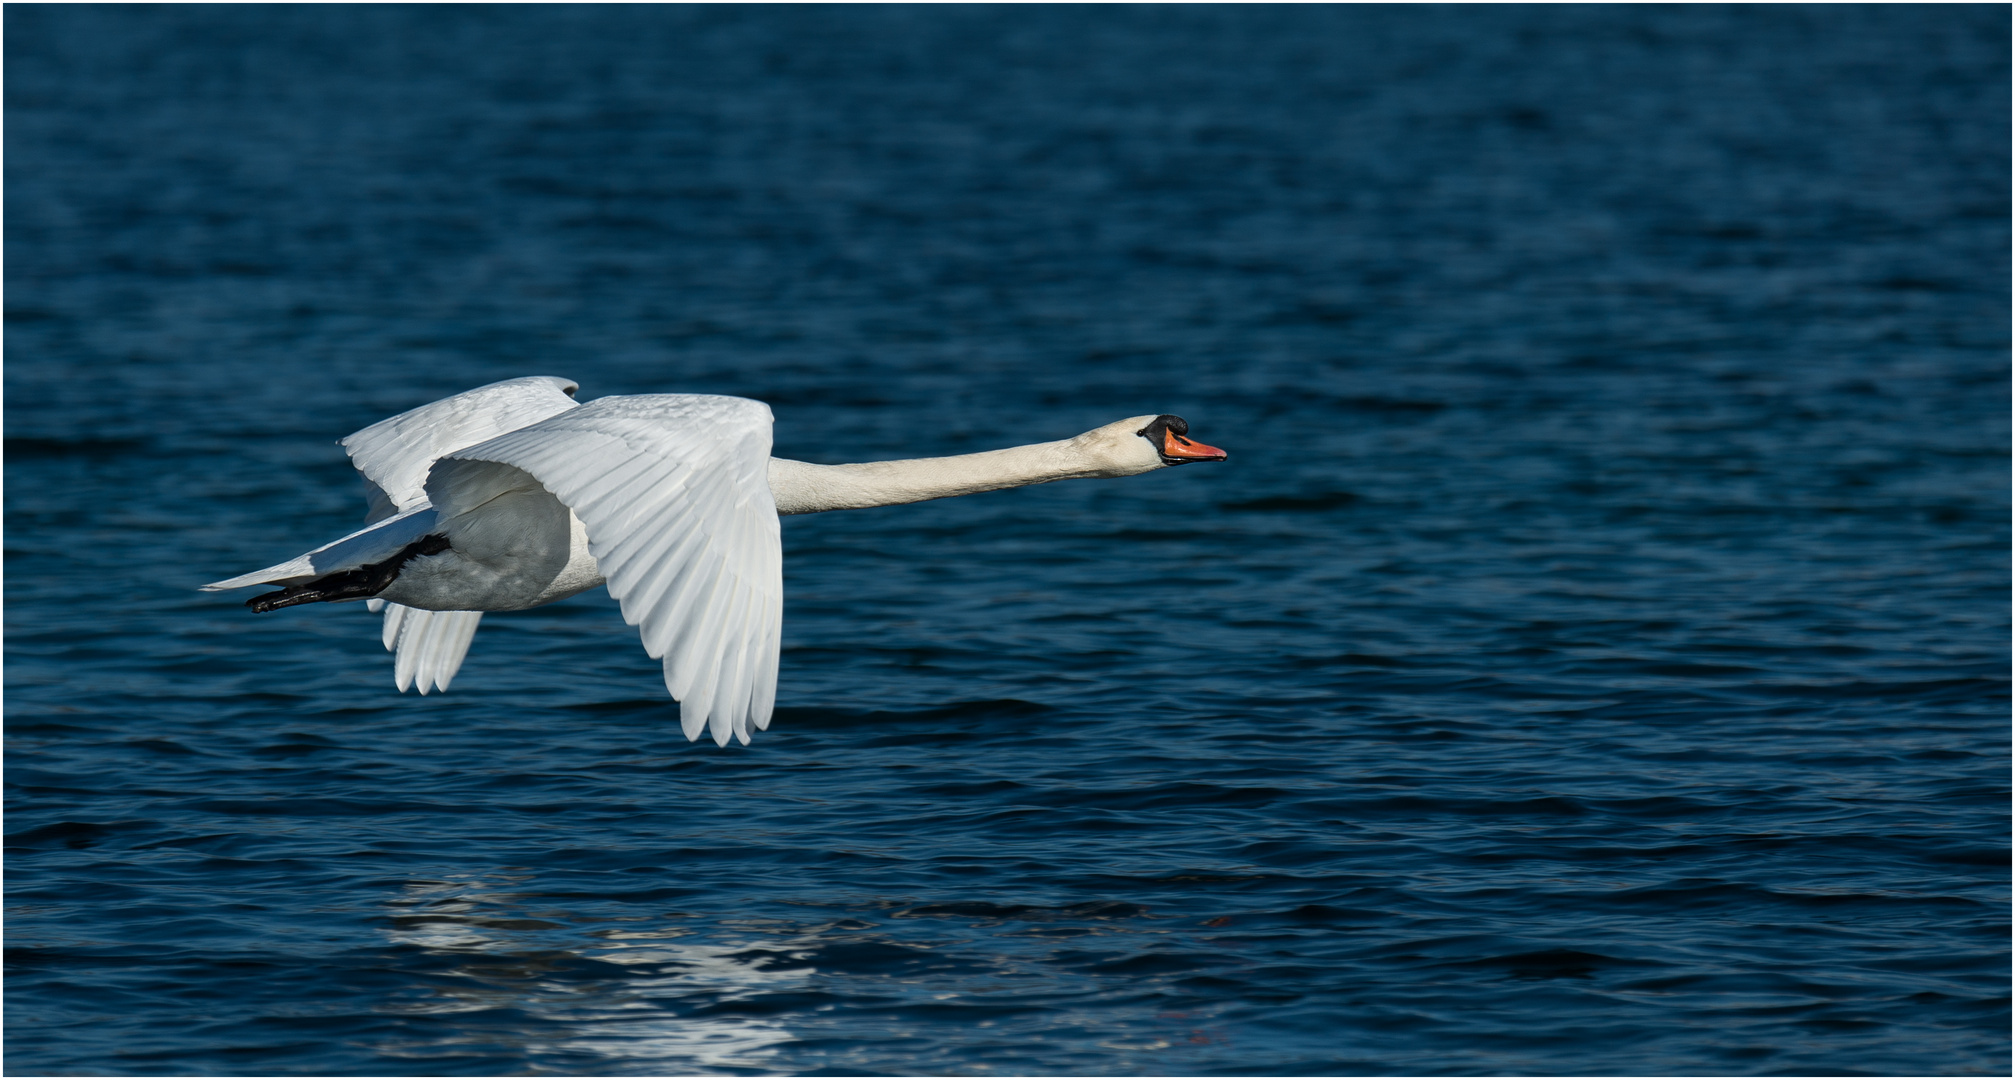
6, 5, 2009, 1076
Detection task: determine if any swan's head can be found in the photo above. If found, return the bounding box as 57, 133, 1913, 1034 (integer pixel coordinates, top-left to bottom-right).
1072, 414, 1228, 476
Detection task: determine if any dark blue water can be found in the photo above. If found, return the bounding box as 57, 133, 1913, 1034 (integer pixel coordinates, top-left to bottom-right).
6, 5, 2008, 1075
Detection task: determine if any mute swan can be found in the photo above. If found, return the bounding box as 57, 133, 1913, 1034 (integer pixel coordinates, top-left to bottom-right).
203, 377, 1227, 746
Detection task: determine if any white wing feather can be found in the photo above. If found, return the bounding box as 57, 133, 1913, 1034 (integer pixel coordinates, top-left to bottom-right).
377, 605, 484, 695
336, 376, 577, 692
341, 375, 581, 520
433, 394, 781, 746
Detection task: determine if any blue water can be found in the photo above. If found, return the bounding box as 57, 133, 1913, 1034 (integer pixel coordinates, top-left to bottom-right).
6, 5, 2008, 1075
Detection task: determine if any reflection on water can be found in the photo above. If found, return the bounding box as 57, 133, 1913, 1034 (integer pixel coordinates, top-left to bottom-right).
375, 876, 798, 1073
360, 874, 1232, 1074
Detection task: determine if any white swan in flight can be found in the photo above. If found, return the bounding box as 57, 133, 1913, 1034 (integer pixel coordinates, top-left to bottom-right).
203, 377, 1227, 746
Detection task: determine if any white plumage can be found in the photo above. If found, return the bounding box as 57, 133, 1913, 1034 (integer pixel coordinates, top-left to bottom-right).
204, 377, 1225, 746
435, 394, 781, 745
371, 602, 483, 696
343, 376, 583, 521
340, 377, 585, 702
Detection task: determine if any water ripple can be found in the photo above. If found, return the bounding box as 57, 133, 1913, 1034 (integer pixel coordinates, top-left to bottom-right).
7, 4, 2009, 1075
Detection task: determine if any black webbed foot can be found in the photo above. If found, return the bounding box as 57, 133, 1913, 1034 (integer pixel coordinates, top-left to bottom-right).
247, 534, 451, 613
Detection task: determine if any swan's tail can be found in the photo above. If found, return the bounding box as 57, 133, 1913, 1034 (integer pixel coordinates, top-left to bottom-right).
202, 507, 437, 596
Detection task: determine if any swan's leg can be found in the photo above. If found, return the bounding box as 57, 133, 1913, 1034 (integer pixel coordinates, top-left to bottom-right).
247, 535, 450, 613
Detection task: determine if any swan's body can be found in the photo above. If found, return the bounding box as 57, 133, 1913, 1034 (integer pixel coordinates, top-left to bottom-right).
204, 377, 1226, 746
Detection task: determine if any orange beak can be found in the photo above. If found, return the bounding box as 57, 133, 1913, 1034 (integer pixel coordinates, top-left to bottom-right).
1163, 428, 1228, 462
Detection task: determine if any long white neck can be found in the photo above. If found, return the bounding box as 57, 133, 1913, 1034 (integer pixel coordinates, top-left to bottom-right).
767, 415, 1168, 516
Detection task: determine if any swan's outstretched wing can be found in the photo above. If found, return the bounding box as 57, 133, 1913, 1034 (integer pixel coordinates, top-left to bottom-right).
341, 375, 582, 521
365, 600, 484, 695
335, 376, 577, 691
431, 394, 781, 746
